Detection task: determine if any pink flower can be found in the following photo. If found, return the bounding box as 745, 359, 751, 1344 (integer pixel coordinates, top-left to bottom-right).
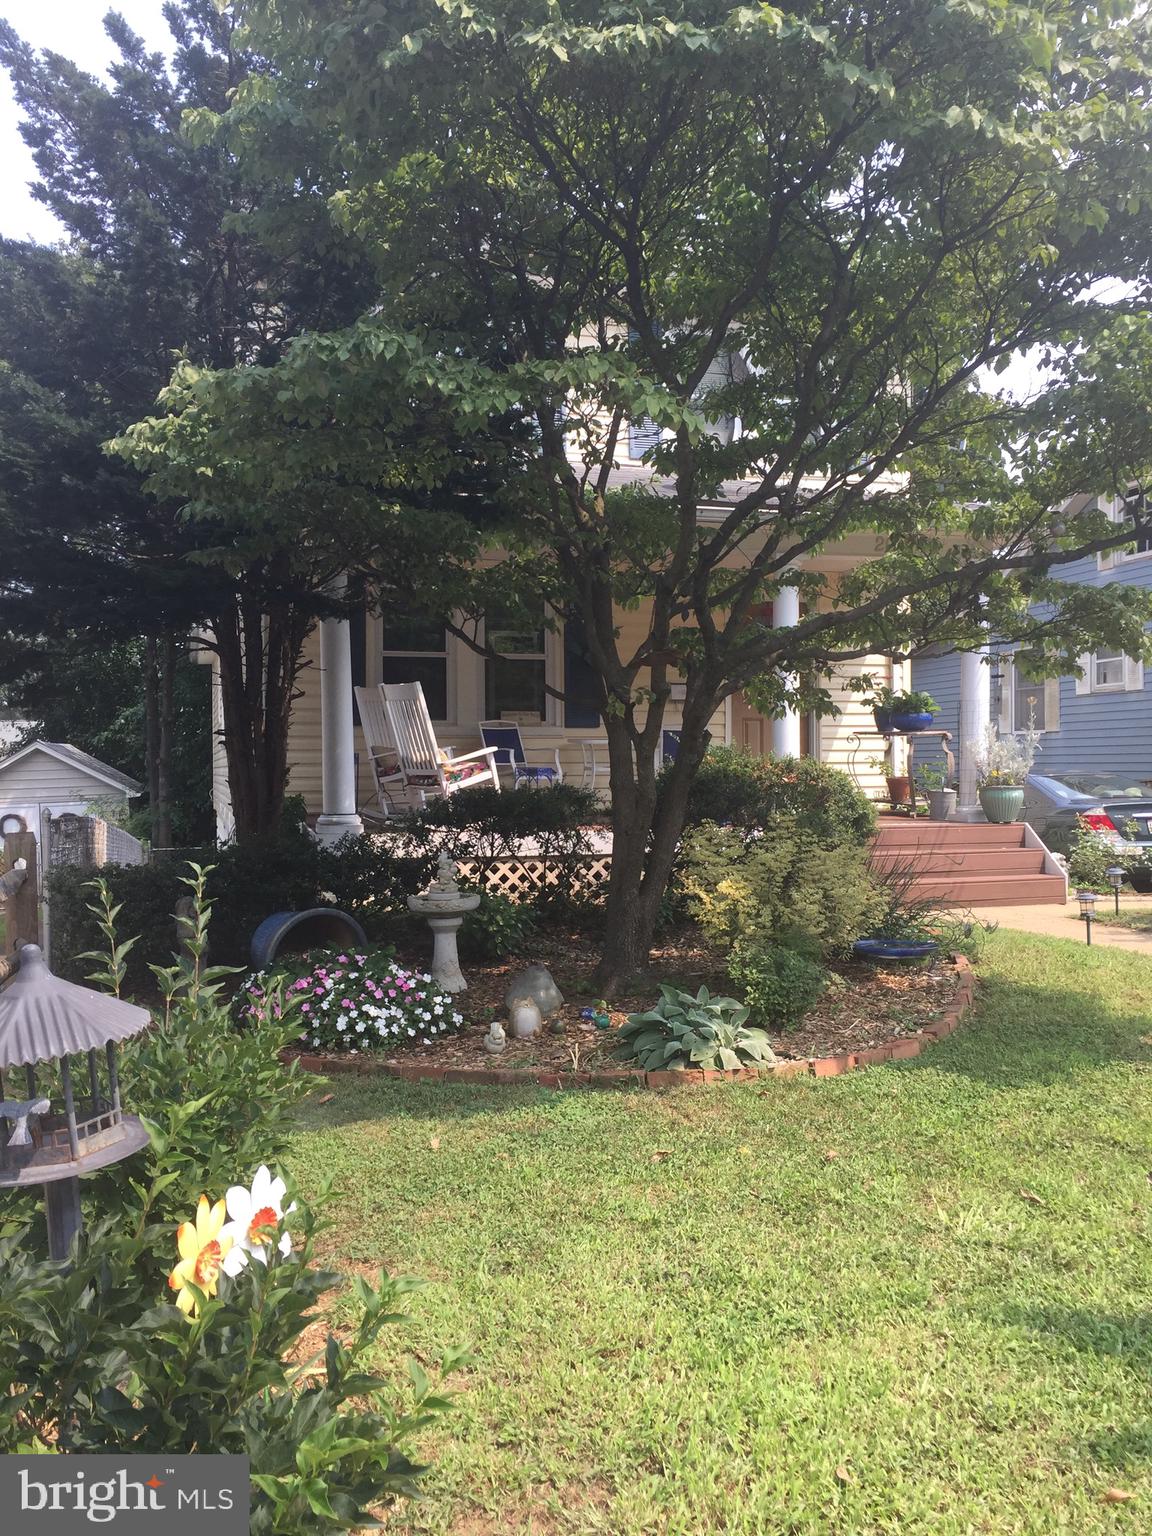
314, 987, 325, 996
337, 954, 348, 963
301, 1004, 311, 1013
341, 998, 353, 1009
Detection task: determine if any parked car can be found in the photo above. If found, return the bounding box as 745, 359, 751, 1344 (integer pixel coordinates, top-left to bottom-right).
1023, 770, 1152, 853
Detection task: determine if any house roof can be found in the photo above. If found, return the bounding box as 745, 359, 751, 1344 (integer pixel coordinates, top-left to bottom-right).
0, 740, 143, 796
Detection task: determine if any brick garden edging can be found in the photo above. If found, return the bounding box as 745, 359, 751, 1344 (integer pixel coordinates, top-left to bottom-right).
285, 954, 975, 1090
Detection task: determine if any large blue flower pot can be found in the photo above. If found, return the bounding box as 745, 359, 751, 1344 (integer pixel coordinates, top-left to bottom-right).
250, 908, 368, 969
889, 711, 935, 733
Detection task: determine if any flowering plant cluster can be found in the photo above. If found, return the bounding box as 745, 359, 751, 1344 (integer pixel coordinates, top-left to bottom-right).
242, 946, 464, 1054
973, 721, 1041, 787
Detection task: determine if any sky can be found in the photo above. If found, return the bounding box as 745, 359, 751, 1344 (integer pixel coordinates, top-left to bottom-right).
0, 0, 173, 243
0, 1, 1073, 401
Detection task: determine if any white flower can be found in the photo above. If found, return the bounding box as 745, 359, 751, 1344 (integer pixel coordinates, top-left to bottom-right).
221, 1165, 295, 1276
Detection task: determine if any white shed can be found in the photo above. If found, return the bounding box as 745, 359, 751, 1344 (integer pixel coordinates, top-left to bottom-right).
0, 741, 142, 846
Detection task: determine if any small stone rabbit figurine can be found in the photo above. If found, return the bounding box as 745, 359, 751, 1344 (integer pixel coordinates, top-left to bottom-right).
483, 1019, 506, 1054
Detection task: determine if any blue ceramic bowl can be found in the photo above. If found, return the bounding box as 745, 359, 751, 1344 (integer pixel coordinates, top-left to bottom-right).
854, 937, 940, 963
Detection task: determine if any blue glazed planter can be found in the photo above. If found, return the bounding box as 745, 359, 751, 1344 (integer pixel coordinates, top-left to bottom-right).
889, 711, 935, 733
854, 938, 940, 964
872, 707, 894, 734
250, 908, 368, 970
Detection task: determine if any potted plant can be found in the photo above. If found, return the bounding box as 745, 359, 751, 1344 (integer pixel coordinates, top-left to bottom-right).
917, 764, 957, 822
973, 722, 1040, 824
867, 687, 940, 734
868, 750, 911, 807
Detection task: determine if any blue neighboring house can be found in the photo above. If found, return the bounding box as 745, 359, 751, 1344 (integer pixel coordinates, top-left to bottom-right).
912, 503, 1150, 780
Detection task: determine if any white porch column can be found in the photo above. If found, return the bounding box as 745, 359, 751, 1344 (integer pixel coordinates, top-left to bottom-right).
770, 582, 803, 757
955, 643, 991, 822
315, 574, 364, 846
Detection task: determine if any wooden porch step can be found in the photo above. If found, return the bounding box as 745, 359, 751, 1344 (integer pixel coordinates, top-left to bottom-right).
872, 821, 1027, 849
872, 848, 1045, 875
897, 871, 1066, 906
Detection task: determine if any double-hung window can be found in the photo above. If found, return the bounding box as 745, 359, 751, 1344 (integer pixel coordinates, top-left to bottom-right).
380, 609, 449, 720
485, 600, 547, 721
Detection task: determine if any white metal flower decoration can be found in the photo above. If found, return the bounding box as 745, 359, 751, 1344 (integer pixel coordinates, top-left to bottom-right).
220, 1164, 296, 1276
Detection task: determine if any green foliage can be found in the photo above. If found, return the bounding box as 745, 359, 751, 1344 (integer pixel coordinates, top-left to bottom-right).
240, 947, 463, 1055
0, 865, 465, 1524
677, 748, 875, 846
727, 941, 828, 1032
1066, 819, 1124, 892
0, 1205, 466, 1529
866, 688, 939, 715
458, 889, 537, 961
403, 784, 601, 859
680, 821, 884, 959
76, 868, 312, 1245
614, 984, 777, 1073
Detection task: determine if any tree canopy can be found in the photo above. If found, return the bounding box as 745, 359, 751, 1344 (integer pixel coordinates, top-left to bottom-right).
117, 0, 1152, 978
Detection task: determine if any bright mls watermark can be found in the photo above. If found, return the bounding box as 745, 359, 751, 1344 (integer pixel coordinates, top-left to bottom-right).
2, 1454, 249, 1531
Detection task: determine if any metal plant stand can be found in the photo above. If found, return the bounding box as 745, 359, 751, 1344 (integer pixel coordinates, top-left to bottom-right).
847, 728, 956, 813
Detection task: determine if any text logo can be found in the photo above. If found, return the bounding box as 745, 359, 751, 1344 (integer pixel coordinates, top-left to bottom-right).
2, 1454, 249, 1532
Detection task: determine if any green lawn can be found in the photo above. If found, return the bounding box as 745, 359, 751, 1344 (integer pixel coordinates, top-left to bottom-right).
289, 931, 1152, 1534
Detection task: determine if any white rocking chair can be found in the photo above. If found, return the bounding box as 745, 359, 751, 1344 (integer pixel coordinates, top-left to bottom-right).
355, 685, 407, 817
380, 681, 501, 805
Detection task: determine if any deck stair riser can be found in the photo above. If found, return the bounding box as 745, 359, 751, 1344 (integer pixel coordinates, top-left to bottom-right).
871, 849, 1043, 875
870, 819, 1066, 907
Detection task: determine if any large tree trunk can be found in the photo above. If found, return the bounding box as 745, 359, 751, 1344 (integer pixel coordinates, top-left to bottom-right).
594, 692, 716, 994
213, 587, 311, 842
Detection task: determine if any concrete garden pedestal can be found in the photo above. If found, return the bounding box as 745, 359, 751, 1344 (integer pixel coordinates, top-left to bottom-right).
407, 855, 480, 994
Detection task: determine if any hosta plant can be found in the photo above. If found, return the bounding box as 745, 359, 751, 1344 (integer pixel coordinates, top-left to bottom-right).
615, 984, 778, 1072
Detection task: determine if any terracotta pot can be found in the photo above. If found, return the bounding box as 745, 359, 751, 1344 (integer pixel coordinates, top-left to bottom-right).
886, 774, 912, 805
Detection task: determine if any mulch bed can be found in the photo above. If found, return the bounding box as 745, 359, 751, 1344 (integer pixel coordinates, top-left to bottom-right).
286, 928, 966, 1077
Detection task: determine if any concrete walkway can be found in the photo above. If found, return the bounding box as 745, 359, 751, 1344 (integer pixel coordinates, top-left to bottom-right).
968, 896, 1152, 955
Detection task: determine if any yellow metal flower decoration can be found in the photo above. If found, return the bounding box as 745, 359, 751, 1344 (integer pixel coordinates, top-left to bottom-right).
168, 1195, 233, 1316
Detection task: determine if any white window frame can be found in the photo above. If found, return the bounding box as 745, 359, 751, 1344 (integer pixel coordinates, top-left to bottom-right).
1074, 648, 1144, 697
371, 610, 458, 724
1099, 491, 1152, 568
481, 602, 556, 725
999, 654, 1059, 735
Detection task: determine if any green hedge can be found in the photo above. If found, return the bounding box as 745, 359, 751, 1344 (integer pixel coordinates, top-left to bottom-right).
47, 786, 603, 987
672, 745, 876, 846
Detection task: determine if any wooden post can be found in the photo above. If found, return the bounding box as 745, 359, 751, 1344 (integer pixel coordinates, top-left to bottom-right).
2, 831, 39, 956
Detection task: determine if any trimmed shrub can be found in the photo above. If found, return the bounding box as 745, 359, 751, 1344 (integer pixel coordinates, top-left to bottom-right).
679, 819, 884, 960
675, 745, 876, 846
458, 889, 537, 960
400, 783, 602, 858
728, 941, 828, 1031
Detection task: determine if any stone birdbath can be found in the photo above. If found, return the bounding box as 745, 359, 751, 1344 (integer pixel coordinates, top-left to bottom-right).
407, 853, 480, 994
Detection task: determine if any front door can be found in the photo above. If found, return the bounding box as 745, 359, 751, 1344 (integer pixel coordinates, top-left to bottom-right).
730, 694, 811, 758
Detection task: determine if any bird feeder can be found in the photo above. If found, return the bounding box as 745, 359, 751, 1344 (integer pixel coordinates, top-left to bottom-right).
0, 944, 150, 1259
